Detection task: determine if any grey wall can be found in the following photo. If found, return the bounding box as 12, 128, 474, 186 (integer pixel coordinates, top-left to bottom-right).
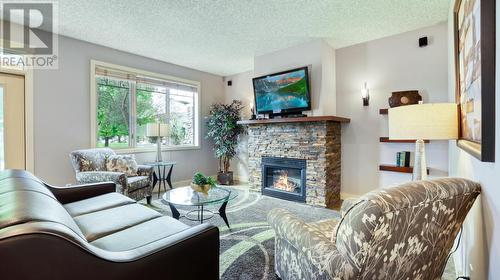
225, 23, 450, 198
223, 70, 254, 181
336, 22, 449, 196
33, 35, 224, 186
446, 1, 500, 278
253, 39, 337, 116
224, 40, 338, 182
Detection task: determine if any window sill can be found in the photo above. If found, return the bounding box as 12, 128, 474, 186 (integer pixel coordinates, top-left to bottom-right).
111, 145, 201, 154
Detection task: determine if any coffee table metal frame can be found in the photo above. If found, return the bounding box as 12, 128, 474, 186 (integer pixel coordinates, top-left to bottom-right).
162, 187, 233, 228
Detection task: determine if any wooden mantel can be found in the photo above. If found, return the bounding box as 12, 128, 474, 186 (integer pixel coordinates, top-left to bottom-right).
237, 116, 350, 125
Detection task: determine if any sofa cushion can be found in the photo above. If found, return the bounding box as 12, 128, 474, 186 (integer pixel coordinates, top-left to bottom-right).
91, 216, 190, 251
106, 155, 138, 176
64, 192, 135, 217
73, 204, 162, 242
127, 176, 150, 192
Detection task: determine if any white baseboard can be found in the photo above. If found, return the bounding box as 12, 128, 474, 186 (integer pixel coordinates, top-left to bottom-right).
233, 174, 249, 183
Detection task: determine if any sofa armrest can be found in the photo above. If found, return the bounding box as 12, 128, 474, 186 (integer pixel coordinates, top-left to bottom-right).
46, 182, 116, 204
0, 223, 220, 280
137, 164, 153, 177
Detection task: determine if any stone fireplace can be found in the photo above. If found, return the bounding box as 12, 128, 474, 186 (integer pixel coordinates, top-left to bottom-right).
238, 116, 349, 209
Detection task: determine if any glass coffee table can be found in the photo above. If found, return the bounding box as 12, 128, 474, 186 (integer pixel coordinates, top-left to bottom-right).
162, 186, 237, 228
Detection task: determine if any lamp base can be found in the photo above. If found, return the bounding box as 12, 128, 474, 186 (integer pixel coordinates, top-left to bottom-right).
413, 139, 427, 181
155, 138, 162, 162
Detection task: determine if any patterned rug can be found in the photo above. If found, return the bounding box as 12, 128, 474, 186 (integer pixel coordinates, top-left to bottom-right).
146, 185, 338, 280
145, 184, 456, 280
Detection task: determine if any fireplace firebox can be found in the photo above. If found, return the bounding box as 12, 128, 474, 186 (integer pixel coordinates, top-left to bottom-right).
261, 157, 306, 203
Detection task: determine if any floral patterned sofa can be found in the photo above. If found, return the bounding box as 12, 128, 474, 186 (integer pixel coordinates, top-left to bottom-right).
70, 148, 154, 203
268, 178, 481, 280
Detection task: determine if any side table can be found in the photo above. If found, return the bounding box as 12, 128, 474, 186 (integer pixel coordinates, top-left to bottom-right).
144, 161, 176, 198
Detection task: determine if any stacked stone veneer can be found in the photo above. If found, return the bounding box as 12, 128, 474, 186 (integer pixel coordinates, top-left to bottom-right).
247, 121, 341, 208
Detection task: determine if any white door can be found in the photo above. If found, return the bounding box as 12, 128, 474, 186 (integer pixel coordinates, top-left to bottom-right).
0, 73, 25, 170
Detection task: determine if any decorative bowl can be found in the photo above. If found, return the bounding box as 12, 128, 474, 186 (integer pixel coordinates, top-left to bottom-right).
191, 183, 212, 195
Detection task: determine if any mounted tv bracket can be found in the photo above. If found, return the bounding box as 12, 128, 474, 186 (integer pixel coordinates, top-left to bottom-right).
269, 109, 307, 119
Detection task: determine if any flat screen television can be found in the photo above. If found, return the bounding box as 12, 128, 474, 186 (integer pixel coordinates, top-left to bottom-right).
252, 66, 311, 116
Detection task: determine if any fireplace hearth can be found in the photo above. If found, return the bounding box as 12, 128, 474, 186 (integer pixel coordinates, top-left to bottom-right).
261, 157, 306, 203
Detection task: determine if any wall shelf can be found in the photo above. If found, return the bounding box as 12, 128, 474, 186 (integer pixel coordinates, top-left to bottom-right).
379, 165, 429, 174
379, 106, 431, 176
379, 137, 429, 143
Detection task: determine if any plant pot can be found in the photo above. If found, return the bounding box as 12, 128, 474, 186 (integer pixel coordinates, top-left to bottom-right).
217, 171, 233, 185
190, 183, 212, 195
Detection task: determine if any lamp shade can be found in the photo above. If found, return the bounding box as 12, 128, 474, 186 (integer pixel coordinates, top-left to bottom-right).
146, 123, 169, 137
388, 103, 458, 140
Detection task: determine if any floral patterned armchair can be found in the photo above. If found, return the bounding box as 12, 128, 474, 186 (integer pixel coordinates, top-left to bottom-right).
268, 178, 481, 280
69, 148, 154, 203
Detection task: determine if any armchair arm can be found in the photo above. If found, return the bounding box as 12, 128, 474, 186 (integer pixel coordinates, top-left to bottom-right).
45, 182, 116, 204
268, 209, 356, 279
340, 198, 360, 217
76, 171, 127, 190
268, 208, 334, 251
137, 164, 154, 177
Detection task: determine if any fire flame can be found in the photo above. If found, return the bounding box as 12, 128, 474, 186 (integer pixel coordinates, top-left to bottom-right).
273, 171, 295, 192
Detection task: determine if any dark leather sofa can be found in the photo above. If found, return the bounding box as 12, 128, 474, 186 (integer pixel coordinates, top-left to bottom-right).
0, 170, 219, 280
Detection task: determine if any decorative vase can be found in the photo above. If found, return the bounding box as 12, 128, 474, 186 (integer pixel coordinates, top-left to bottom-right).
388, 90, 422, 107
217, 171, 233, 185
190, 183, 212, 195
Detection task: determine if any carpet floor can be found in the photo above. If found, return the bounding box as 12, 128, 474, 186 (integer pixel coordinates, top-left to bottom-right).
144, 184, 456, 280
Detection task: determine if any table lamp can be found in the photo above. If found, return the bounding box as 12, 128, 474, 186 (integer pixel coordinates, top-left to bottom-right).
146, 123, 169, 162
388, 103, 458, 181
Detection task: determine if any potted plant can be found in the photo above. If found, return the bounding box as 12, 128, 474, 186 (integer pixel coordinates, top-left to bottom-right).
191, 172, 217, 195
206, 100, 244, 185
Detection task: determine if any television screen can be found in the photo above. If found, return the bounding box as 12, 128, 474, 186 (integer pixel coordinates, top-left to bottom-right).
252, 67, 311, 114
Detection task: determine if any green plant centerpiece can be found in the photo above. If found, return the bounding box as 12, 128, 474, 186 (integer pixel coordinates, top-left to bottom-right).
206, 100, 243, 185
191, 172, 217, 195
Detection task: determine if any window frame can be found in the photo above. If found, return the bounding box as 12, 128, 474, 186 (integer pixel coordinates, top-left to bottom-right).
90, 60, 201, 153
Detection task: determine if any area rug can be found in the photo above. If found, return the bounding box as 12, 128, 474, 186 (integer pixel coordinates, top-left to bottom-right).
146, 185, 339, 280
145, 185, 456, 280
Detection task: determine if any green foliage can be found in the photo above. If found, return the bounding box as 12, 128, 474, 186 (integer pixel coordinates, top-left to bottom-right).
97, 78, 158, 147
136, 89, 159, 126
206, 100, 243, 173
192, 172, 216, 186
170, 117, 187, 145
278, 78, 307, 97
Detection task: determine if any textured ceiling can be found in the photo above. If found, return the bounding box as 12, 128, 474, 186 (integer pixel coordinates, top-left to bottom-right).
9, 0, 449, 76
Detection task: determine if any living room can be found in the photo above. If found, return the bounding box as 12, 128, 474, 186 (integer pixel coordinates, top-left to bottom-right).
0, 1, 498, 279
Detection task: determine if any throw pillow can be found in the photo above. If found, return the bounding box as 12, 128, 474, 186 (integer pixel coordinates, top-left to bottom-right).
106, 155, 138, 176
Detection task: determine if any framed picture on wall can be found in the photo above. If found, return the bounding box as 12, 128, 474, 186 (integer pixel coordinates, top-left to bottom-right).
453, 0, 496, 162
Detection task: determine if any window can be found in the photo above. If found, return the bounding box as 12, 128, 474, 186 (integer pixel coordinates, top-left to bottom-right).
91, 61, 200, 151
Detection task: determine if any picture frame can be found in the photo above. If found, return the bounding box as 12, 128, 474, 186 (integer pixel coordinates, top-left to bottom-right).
453, 0, 496, 162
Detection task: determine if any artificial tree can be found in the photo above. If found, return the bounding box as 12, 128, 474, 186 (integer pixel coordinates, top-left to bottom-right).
206, 100, 243, 185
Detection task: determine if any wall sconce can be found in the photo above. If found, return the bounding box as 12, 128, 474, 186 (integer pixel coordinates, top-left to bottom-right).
361, 82, 370, 106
